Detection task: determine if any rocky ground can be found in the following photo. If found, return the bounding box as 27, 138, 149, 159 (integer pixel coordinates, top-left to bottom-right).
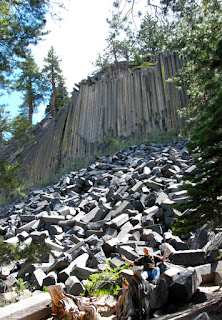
0, 140, 221, 319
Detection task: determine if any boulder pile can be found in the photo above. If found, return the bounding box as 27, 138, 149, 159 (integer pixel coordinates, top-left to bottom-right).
0, 141, 221, 314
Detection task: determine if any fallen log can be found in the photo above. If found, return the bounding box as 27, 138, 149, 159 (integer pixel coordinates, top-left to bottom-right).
47, 284, 107, 320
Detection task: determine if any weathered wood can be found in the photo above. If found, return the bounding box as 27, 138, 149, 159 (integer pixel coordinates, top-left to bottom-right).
47, 284, 102, 320
116, 269, 152, 320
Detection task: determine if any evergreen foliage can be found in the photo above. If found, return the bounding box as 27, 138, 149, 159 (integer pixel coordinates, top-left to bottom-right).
0, 237, 50, 265
0, 0, 65, 88
0, 106, 11, 144
0, 160, 24, 199
171, 1, 222, 233
9, 114, 32, 140
42, 46, 68, 116
137, 12, 171, 57
44, 76, 69, 116
0, 0, 47, 88
14, 52, 46, 124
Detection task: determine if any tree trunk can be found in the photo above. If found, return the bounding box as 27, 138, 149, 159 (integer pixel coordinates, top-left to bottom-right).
50, 67, 56, 116
28, 77, 33, 124
115, 269, 152, 320
50, 82, 56, 116
28, 100, 33, 125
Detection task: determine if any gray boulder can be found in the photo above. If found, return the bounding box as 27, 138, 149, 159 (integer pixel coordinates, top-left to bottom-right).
65, 276, 85, 296
169, 268, 202, 302
150, 278, 169, 310
170, 250, 205, 267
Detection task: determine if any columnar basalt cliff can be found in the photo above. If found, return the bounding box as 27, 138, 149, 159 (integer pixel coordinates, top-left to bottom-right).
1, 52, 188, 183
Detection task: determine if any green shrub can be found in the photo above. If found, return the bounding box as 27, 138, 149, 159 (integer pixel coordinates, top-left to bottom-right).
0, 160, 25, 202
85, 261, 131, 297
14, 278, 26, 296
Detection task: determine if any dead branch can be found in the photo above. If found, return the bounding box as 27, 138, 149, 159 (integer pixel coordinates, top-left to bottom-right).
47, 284, 102, 320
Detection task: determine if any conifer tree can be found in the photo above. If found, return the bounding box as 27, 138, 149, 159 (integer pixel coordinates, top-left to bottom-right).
169, 0, 222, 233
0, 0, 65, 89
14, 52, 45, 124
0, 106, 11, 144
117, 0, 222, 232
44, 77, 69, 116
42, 46, 67, 116
137, 12, 171, 57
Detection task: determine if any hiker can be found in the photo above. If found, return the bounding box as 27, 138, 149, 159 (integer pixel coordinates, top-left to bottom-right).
121, 246, 168, 284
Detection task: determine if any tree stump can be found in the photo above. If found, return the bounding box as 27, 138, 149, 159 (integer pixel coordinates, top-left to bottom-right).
115, 269, 152, 320
47, 284, 102, 320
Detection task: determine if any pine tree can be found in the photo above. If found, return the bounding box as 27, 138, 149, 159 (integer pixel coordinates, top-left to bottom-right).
42, 46, 67, 116
9, 114, 31, 141
0, 0, 47, 88
14, 52, 45, 124
45, 77, 69, 116
137, 12, 172, 57
169, 0, 222, 233
0, 0, 66, 89
0, 106, 11, 144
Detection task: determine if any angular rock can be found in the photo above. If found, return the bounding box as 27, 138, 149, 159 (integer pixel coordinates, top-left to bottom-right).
170, 250, 205, 267
161, 266, 185, 285
49, 253, 72, 272
31, 269, 46, 290
89, 249, 106, 268
59, 252, 89, 283
150, 278, 169, 310
141, 230, 163, 248
65, 276, 85, 295
109, 256, 125, 269
117, 245, 139, 261
194, 261, 222, 284
42, 271, 57, 287
72, 266, 97, 281
169, 268, 202, 302
117, 221, 134, 241
110, 213, 129, 229
0, 292, 51, 320
102, 238, 119, 256
109, 200, 131, 219
81, 207, 106, 223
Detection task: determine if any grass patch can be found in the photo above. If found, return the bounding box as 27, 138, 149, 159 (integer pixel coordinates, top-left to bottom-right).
132, 61, 158, 71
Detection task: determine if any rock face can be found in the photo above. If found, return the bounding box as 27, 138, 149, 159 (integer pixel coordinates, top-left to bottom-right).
0, 52, 187, 183
0, 141, 221, 310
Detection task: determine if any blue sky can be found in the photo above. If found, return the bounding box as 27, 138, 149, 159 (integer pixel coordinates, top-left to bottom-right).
2, 0, 115, 124
2, 0, 156, 124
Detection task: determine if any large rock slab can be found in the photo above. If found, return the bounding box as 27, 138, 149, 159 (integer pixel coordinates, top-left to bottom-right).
0, 292, 51, 320
170, 250, 206, 267
169, 268, 202, 302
